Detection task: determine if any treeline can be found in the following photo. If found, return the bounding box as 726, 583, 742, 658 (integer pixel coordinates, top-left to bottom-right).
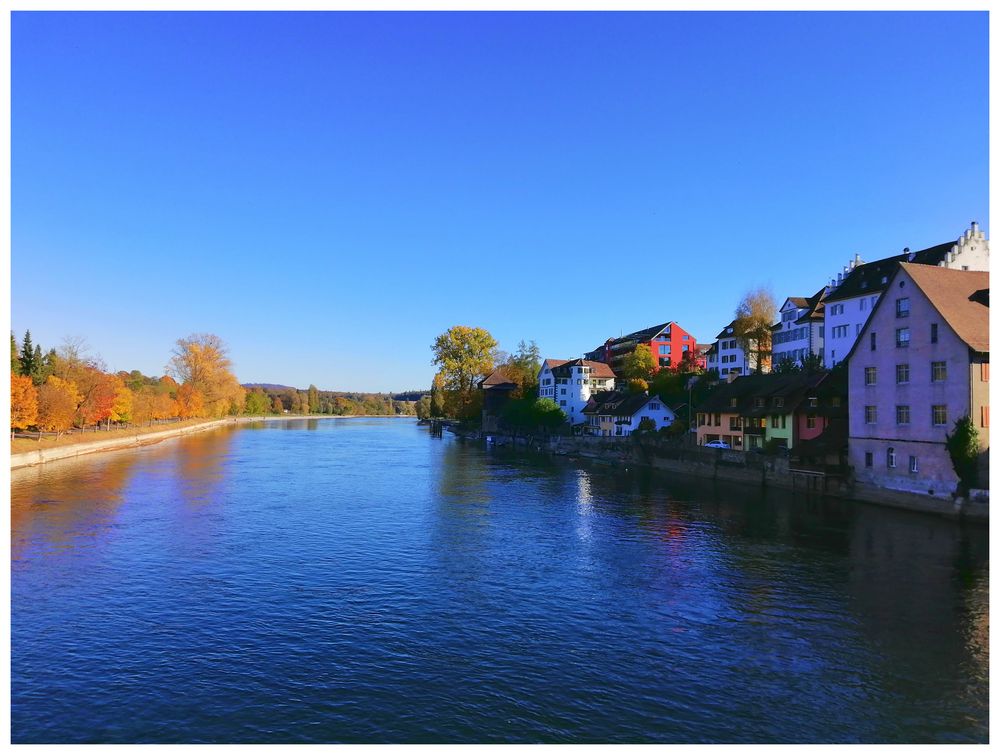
11, 331, 244, 435
10, 330, 419, 435
242, 384, 416, 417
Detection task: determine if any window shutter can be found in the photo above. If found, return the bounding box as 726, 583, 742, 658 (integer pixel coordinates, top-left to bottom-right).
982, 406, 990, 428
982, 362, 990, 382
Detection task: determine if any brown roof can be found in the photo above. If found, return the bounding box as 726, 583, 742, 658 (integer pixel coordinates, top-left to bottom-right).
901, 263, 989, 352
541, 358, 569, 371
553, 358, 616, 379
480, 366, 519, 388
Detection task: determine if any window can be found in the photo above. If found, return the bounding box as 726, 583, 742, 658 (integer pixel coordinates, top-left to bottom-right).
774, 397, 784, 408
832, 397, 842, 408
730, 398, 738, 408
870, 332, 877, 351
830, 303, 844, 315
771, 415, 780, 428
864, 451, 873, 468
832, 325, 849, 338
560, 400, 566, 406
896, 364, 910, 384
887, 447, 896, 468
809, 397, 818, 407
649, 402, 660, 410
895, 405, 910, 425
683, 335, 690, 340
931, 405, 947, 426
864, 367, 877, 386
561, 388, 566, 395
714, 413, 721, 426
860, 298, 868, 311
895, 297, 910, 318
806, 414, 816, 429
754, 397, 765, 408
895, 328, 910, 348
909, 455, 918, 473
729, 417, 741, 430
865, 406, 877, 424
931, 361, 947, 382
930, 323, 938, 344
659, 345, 670, 355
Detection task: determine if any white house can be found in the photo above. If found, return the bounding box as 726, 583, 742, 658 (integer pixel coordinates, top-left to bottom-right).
712, 321, 754, 376
771, 289, 826, 367
825, 222, 989, 369
583, 390, 677, 437
538, 358, 616, 426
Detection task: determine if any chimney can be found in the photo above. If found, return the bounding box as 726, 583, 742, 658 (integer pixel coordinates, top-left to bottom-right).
972, 221, 979, 236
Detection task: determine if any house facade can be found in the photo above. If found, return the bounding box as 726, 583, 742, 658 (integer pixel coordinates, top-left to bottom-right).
712, 321, 754, 377
586, 321, 700, 373
771, 289, 826, 368
584, 391, 676, 437
537, 358, 616, 426
825, 223, 989, 369
847, 263, 989, 497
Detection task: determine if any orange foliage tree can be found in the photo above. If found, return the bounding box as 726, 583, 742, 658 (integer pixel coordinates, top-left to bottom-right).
36, 376, 82, 434
109, 375, 133, 425
11, 372, 38, 431
176, 383, 205, 419
75, 368, 117, 427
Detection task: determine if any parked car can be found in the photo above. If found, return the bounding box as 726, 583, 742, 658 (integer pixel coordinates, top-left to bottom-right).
703, 440, 730, 449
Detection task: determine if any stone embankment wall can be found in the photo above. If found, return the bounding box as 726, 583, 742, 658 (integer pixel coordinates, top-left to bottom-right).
474, 431, 987, 522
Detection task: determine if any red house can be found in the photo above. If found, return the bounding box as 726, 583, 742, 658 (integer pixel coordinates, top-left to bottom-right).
585, 321, 703, 374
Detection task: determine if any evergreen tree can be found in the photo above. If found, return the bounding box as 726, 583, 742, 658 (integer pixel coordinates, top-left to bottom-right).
11, 333, 20, 375
31, 345, 43, 383
19, 330, 35, 377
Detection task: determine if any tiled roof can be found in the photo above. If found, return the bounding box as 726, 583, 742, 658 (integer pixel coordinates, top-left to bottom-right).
714, 320, 738, 340
583, 390, 653, 417
479, 366, 519, 388
541, 359, 569, 371
900, 263, 989, 352
552, 358, 616, 379
824, 241, 954, 303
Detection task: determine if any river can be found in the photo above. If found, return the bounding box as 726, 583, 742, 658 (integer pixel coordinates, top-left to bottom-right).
10, 417, 989, 743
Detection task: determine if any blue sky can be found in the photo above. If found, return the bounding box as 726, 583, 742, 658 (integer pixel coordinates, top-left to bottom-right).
12, 11, 988, 392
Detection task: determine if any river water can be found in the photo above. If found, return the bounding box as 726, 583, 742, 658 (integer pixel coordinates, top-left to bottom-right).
10, 418, 989, 743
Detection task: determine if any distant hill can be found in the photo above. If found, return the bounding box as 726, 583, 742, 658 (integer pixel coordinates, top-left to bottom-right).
242, 383, 296, 392
243, 383, 427, 402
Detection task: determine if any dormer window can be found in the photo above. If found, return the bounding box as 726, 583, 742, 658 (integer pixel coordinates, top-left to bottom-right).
754, 397, 765, 408
729, 398, 738, 408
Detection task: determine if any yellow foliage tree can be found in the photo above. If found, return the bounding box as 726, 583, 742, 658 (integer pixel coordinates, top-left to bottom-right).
176, 383, 205, 419
109, 376, 133, 424
11, 372, 38, 431
36, 376, 82, 434
167, 334, 243, 417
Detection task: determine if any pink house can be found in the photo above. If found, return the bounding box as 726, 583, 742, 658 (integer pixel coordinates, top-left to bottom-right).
847, 263, 989, 497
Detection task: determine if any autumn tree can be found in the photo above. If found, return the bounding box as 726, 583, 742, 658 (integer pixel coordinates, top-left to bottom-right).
307, 384, 320, 414
72, 367, 117, 427
109, 375, 133, 425
271, 395, 285, 413
11, 372, 38, 431
176, 383, 206, 419
167, 334, 244, 417
431, 326, 498, 417
498, 339, 542, 397
733, 287, 777, 374
621, 344, 656, 381
627, 378, 649, 393
36, 376, 82, 434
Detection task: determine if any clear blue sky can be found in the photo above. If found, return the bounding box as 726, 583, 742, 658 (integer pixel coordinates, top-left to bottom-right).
12, 11, 988, 392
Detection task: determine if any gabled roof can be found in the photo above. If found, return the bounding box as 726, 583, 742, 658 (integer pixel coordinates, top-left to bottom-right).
900, 263, 989, 352
781, 296, 809, 310
715, 320, 738, 340
551, 358, 616, 379
583, 390, 659, 418
540, 359, 568, 372
795, 287, 828, 324
824, 241, 954, 303
479, 366, 519, 389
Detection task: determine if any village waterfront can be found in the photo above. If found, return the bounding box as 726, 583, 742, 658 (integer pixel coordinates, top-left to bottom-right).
11, 418, 988, 744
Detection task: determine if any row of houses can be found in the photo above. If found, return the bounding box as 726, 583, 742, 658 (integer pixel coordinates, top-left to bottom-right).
480, 222, 989, 498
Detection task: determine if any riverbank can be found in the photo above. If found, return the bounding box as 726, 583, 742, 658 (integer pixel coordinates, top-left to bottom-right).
10, 414, 410, 470
456, 428, 989, 523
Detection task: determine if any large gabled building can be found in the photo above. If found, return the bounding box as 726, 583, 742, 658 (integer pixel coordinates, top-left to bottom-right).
771, 288, 827, 368
847, 263, 989, 497
825, 222, 988, 369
